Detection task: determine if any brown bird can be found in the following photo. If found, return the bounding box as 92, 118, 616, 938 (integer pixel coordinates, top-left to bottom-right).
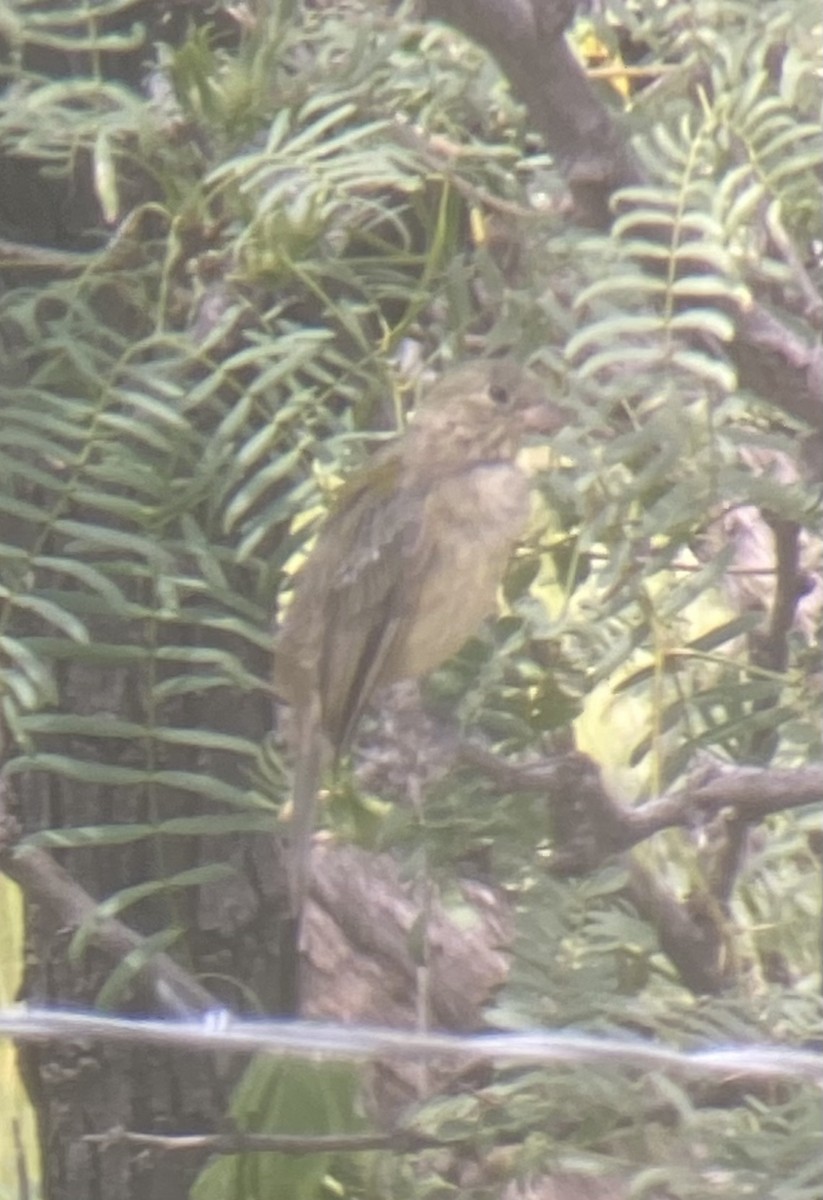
275, 358, 565, 919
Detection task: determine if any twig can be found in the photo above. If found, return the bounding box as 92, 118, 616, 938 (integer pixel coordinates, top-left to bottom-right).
755, 517, 806, 674
83, 1127, 435, 1155
625, 861, 728, 994
459, 745, 821, 992
0, 787, 218, 1018
458, 743, 823, 842
391, 122, 546, 222
585, 65, 675, 83
0, 238, 94, 274
421, 0, 823, 431
764, 203, 823, 327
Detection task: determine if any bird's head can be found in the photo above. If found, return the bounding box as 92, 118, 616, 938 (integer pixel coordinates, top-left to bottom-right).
410, 358, 567, 465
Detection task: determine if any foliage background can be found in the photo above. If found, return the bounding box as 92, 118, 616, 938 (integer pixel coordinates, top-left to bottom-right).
0, 0, 820, 1197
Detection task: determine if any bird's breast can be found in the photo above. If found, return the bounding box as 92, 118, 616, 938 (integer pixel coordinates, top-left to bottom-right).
388, 461, 530, 680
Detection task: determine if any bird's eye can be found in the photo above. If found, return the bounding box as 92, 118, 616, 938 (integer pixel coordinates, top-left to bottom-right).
489, 385, 510, 406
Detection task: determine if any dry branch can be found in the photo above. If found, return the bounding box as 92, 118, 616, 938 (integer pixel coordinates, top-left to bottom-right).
421, 0, 823, 435
0, 789, 217, 1018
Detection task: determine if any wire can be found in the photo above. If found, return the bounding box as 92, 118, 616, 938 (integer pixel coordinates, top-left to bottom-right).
1, 1007, 820, 1084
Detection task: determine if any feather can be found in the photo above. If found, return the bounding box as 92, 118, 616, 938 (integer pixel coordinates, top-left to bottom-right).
274, 358, 567, 934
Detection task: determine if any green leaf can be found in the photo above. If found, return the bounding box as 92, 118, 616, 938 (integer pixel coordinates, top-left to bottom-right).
95, 929, 185, 1011
55, 519, 173, 566
2, 592, 90, 642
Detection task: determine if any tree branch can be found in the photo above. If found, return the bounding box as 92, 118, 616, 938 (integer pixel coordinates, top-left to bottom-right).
83, 1127, 436, 1155
459, 744, 823, 842
422, 0, 640, 228
459, 745, 822, 993
420, 0, 823, 435
0, 790, 218, 1018
625, 860, 728, 995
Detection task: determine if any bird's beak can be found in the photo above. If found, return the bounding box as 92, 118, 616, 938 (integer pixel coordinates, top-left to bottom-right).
522, 396, 568, 436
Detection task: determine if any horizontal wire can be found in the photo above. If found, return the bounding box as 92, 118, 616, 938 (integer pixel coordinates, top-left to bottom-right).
1, 1007, 821, 1084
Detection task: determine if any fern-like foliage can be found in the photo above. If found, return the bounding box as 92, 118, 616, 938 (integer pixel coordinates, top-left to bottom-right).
0, 0, 539, 941
0, 0, 820, 1197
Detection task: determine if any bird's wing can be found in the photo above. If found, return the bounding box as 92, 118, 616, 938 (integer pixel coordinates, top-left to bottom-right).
315, 463, 430, 751
286, 699, 329, 922
278, 468, 427, 930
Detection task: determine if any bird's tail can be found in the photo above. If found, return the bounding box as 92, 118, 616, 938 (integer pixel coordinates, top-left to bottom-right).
287, 717, 330, 924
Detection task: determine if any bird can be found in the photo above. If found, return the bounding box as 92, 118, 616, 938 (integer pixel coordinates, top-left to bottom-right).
275, 357, 566, 922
